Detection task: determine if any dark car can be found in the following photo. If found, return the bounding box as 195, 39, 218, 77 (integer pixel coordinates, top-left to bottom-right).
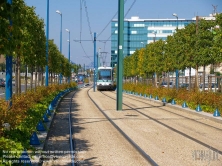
0, 78, 5, 87
179, 83, 189, 88
160, 81, 174, 88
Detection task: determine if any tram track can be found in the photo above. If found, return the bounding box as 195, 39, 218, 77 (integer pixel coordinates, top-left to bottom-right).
87, 88, 158, 166
44, 87, 221, 165
121, 92, 222, 132
100, 91, 222, 156
42, 90, 77, 166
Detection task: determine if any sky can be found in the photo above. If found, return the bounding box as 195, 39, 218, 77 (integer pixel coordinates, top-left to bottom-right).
24, 0, 222, 68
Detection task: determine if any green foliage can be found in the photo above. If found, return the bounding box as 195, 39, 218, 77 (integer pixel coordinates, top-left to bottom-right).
0, 83, 77, 164
124, 82, 222, 114
0, 0, 74, 81
123, 13, 222, 88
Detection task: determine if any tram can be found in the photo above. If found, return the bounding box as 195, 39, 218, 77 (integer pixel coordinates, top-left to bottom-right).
77, 74, 84, 84
97, 66, 114, 91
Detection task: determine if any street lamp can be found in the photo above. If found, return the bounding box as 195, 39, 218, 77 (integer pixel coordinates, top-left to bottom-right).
56, 10, 62, 84
56, 10, 62, 52
45, 0, 49, 86
152, 31, 157, 87
173, 13, 179, 89
66, 29, 70, 83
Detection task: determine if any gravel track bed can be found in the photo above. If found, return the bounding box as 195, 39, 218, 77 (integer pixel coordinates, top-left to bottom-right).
42, 92, 75, 166
119, 93, 222, 149
41, 88, 222, 166
124, 93, 222, 129
72, 88, 148, 165
93, 91, 222, 166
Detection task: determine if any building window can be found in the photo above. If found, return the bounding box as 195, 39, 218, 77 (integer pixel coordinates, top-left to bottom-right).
130, 51, 135, 54
134, 24, 145, 27
131, 31, 137, 34
162, 30, 173, 33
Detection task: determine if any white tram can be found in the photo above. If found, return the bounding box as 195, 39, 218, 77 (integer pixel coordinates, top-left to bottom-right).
97, 66, 114, 91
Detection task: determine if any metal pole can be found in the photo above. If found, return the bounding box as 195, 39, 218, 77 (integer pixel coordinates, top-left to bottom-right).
56, 10, 62, 84
60, 14, 62, 54
175, 16, 179, 89
45, 0, 49, 86
153, 31, 157, 87
60, 13, 62, 84
117, 0, 124, 110
68, 31, 70, 83
98, 48, 100, 67
6, 0, 13, 102
93, 32, 96, 92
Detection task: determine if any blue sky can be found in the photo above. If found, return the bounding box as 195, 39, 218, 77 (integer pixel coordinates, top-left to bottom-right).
24, 0, 222, 68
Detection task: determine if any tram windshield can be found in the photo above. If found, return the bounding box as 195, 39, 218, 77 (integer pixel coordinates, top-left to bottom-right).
98, 69, 111, 80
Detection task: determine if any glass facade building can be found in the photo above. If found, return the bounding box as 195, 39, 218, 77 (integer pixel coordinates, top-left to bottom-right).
110, 16, 195, 67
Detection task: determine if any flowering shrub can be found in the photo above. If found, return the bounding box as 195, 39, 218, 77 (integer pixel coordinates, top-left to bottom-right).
123, 82, 222, 114
0, 82, 77, 160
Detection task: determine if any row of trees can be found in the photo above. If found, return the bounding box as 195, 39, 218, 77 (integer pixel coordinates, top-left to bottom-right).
0, 0, 80, 94
123, 13, 222, 89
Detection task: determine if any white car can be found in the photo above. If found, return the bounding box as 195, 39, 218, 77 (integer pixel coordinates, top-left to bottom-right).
199, 83, 218, 92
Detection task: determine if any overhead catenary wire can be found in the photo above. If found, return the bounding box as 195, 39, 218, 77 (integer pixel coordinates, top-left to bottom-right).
78, 0, 137, 63
80, 0, 83, 42
79, 42, 92, 61
97, 0, 128, 39
103, 0, 137, 43
83, 0, 93, 41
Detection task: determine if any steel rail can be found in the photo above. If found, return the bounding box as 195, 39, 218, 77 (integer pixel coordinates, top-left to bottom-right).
102, 91, 222, 155
87, 88, 158, 166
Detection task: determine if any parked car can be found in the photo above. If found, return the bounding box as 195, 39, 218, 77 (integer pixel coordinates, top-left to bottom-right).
0, 78, 5, 87
179, 83, 189, 89
160, 81, 174, 88
12, 79, 15, 86
199, 83, 218, 92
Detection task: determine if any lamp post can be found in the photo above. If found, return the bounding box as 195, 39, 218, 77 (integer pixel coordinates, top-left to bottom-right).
152, 31, 157, 87
56, 10, 62, 84
56, 10, 62, 53
66, 29, 70, 83
45, 0, 49, 86
6, 0, 13, 102
173, 13, 179, 89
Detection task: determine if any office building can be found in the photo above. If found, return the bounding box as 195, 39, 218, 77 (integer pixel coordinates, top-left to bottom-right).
111, 16, 196, 67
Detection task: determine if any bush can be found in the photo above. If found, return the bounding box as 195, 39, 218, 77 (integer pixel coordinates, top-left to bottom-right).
0, 82, 77, 162
123, 83, 222, 114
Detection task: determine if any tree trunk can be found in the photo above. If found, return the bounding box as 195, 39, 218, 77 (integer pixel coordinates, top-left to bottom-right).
15, 56, 18, 95
41, 67, 44, 86
37, 66, 40, 87
30, 67, 34, 90
203, 65, 206, 91
35, 66, 37, 91
189, 67, 191, 91
195, 65, 199, 89
17, 56, 21, 94
155, 72, 158, 87
25, 65, 27, 92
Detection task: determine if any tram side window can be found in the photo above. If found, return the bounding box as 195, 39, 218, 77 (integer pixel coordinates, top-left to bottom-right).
99, 70, 111, 80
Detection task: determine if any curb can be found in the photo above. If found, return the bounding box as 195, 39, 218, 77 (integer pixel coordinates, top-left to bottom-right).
28, 87, 77, 165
